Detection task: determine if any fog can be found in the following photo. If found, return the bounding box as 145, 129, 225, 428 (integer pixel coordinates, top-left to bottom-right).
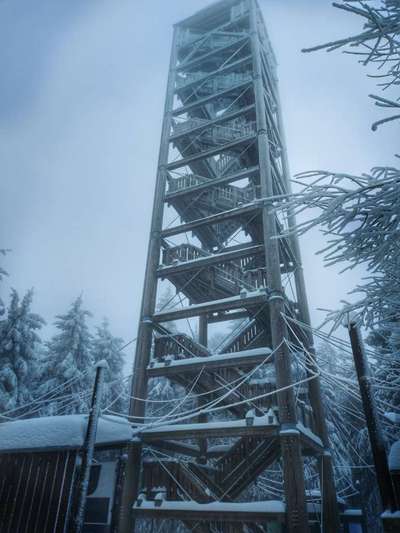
0, 0, 397, 368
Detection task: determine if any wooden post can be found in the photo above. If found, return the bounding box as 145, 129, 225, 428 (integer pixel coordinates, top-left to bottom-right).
118, 25, 179, 533
274, 94, 341, 531
249, 2, 309, 531
73, 360, 107, 533
348, 319, 396, 512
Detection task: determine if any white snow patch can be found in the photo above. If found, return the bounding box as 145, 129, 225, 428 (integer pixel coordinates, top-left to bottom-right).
0, 414, 132, 453
150, 347, 272, 369
134, 499, 285, 514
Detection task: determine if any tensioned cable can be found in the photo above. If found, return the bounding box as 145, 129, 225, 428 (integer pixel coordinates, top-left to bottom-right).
134, 360, 319, 435
282, 312, 400, 367
108, 348, 275, 423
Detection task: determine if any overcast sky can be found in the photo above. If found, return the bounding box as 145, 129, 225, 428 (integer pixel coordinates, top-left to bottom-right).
0, 0, 397, 368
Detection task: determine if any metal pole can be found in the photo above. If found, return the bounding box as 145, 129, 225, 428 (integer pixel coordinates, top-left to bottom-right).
347, 319, 396, 512
73, 360, 107, 533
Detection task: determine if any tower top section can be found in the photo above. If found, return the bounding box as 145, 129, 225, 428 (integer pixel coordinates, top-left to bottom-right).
175, 0, 277, 70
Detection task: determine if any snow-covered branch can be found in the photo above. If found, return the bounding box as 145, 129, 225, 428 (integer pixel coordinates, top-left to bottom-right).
303, 0, 400, 130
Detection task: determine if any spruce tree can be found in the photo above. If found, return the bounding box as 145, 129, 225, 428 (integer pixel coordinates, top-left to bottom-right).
0, 289, 44, 415
92, 318, 126, 413
39, 295, 93, 415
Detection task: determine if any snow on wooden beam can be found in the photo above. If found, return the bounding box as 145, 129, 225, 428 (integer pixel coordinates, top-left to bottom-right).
157, 242, 263, 277
147, 347, 273, 377
132, 499, 286, 523
296, 422, 324, 455
140, 416, 279, 441
152, 290, 268, 322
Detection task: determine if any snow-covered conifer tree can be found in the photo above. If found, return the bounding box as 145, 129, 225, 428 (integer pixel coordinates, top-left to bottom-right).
0, 289, 44, 415
39, 295, 93, 415
92, 318, 126, 413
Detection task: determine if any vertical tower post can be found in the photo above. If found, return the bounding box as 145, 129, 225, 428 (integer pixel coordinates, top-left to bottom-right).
274, 81, 341, 532
118, 26, 179, 533
249, 2, 309, 531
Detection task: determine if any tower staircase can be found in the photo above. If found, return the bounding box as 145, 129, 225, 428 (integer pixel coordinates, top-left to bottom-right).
119, 2, 351, 532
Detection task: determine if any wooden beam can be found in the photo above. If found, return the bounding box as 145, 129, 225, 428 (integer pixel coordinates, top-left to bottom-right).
206, 309, 250, 323
297, 424, 324, 456
165, 165, 260, 201
147, 347, 272, 377
170, 104, 255, 142
147, 440, 201, 458
161, 202, 261, 237
166, 133, 256, 171
177, 35, 250, 72
152, 291, 268, 322
132, 500, 285, 523
172, 79, 252, 116
158, 243, 263, 277
141, 420, 279, 441
175, 54, 252, 93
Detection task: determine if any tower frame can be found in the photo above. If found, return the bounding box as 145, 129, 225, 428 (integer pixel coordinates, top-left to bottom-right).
119, 2, 340, 531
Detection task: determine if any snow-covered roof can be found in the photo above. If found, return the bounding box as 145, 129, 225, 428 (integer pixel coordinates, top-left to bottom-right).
389, 440, 400, 471
0, 414, 133, 454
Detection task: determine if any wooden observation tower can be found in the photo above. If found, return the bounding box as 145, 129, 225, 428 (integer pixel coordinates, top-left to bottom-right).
119, 1, 342, 531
